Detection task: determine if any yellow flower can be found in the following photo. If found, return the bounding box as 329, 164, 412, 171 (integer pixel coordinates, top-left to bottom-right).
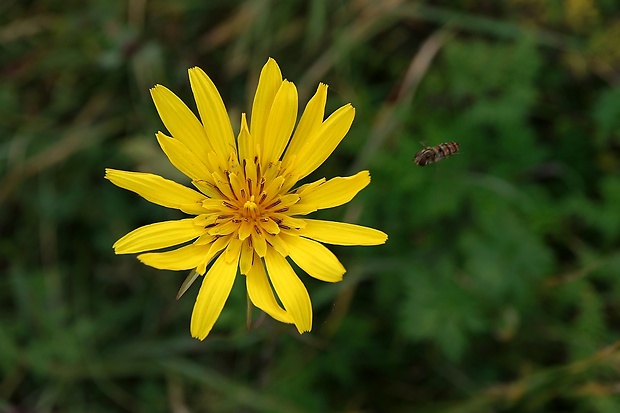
105, 58, 387, 339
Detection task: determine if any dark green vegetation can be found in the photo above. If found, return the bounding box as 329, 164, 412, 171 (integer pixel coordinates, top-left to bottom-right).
3, 1, 620, 412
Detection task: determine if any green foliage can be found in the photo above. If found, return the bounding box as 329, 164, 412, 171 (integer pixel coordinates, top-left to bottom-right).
3, 0, 620, 412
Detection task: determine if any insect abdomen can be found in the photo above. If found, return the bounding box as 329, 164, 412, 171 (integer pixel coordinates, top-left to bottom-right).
413, 142, 459, 166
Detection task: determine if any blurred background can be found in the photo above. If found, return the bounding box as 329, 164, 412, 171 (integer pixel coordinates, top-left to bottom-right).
3, 0, 620, 412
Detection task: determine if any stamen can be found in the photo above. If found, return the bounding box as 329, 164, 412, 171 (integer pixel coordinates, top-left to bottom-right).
225, 171, 238, 200
274, 207, 289, 213
246, 178, 252, 193
265, 199, 281, 209
279, 224, 291, 230
254, 225, 262, 235
202, 180, 226, 198
259, 177, 266, 193
259, 192, 267, 203
217, 214, 233, 220
223, 201, 239, 210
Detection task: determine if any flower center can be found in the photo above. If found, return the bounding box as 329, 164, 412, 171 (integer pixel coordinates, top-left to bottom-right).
242, 195, 260, 220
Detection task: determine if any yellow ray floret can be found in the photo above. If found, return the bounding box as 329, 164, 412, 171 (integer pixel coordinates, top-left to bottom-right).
105, 169, 205, 214
291, 104, 355, 180
150, 85, 212, 161
283, 234, 346, 282
191, 246, 240, 340
246, 259, 293, 324
156, 132, 212, 181
299, 220, 388, 246
138, 244, 206, 271
188, 66, 236, 159
289, 171, 371, 215
264, 248, 312, 333
113, 219, 205, 254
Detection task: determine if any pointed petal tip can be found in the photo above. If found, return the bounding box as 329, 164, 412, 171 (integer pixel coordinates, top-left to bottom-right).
240, 113, 249, 130
296, 325, 312, 334
103, 168, 124, 181
191, 331, 206, 341
264, 58, 281, 72
188, 66, 207, 78
380, 232, 388, 243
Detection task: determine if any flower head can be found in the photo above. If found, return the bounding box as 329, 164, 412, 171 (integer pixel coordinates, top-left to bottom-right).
106, 58, 387, 339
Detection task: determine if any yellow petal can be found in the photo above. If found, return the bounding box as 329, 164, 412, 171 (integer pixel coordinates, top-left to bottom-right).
295, 170, 370, 212
284, 235, 345, 282
252, 230, 267, 257
193, 214, 218, 227
285, 203, 317, 216
225, 237, 242, 263
272, 214, 306, 230
211, 171, 235, 200
264, 248, 312, 333
293, 104, 355, 180
208, 219, 240, 236
190, 249, 239, 340
284, 178, 325, 215
114, 219, 205, 254
192, 178, 222, 199
150, 84, 211, 160
238, 221, 253, 241
259, 217, 280, 235
197, 235, 232, 275
262, 80, 298, 164
194, 233, 216, 246
201, 198, 227, 212
250, 58, 283, 151
262, 176, 286, 202
188, 67, 236, 159
156, 132, 212, 180
265, 232, 288, 256
237, 113, 253, 163
246, 257, 293, 323
293, 178, 325, 196
239, 239, 254, 275
282, 83, 327, 168
137, 243, 206, 270
105, 169, 205, 213
298, 219, 388, 246
228, 172, 245, 200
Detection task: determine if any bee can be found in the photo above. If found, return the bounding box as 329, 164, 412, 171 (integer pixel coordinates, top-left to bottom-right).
413, 142, 460, 166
